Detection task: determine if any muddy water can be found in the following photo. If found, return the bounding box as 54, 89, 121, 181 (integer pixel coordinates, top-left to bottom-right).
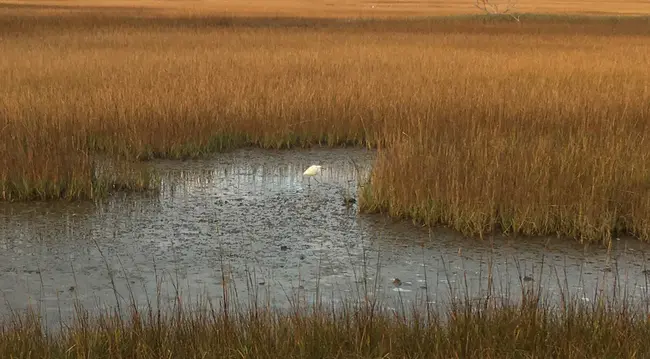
1, 148, 650, 328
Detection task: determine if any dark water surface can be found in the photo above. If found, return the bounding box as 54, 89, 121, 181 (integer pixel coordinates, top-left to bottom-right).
1, 148, 650, 328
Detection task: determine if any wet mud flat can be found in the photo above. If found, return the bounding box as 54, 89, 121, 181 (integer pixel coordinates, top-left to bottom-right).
1, 148, 650, 329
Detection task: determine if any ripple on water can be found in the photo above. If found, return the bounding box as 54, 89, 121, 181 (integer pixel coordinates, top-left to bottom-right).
1, 148, 650, 328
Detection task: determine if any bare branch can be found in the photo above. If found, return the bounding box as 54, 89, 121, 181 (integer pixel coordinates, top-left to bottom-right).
474, 0, 496, 14
474, 0, 520, 22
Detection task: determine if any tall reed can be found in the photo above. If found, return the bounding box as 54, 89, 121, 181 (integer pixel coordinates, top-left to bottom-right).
359, 42, 650, 243
2, 270, 650, 358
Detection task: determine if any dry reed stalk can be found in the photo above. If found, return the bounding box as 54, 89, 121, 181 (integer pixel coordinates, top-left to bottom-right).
2, 272, 650, 358
359, 49, 650, 242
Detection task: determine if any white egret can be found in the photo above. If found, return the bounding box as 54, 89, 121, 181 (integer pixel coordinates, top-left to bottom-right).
303, 165, 322, 187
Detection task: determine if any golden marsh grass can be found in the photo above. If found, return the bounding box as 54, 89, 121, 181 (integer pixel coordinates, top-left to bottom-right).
5, 298, 650, 358
4, 0, 650, 17
1, 3, 650, 241
358, 36, 650, 243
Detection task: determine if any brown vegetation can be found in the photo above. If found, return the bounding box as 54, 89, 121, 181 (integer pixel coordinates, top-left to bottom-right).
358, 29, 650, 243
3, 0, 650, 17
2, 280, 650, 358
1, 3, 649, 241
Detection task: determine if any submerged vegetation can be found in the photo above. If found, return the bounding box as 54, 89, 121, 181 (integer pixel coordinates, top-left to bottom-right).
1, 3, 650, 241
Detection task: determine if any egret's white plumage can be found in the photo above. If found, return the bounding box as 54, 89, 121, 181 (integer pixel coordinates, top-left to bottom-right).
303, 165, 322, 177
303, 165, 322, 186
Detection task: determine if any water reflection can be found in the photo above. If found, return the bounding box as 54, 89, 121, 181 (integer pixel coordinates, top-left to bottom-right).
0, 148, 649, 329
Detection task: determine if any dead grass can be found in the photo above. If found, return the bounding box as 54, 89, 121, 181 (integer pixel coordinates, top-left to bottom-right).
2, 273, 650, 358
357, 26, 650, 243
1, 6, 649, 240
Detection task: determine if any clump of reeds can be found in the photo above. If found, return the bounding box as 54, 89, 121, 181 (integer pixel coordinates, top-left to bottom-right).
358, 57, 650, 243
0, 125, 158, 201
